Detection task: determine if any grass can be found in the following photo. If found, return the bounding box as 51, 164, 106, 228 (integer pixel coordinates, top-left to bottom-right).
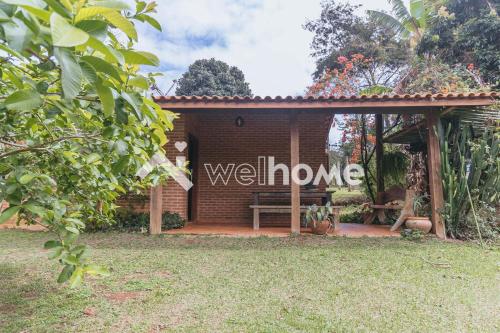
0, 231, 499, 332
329, 187, 365, 202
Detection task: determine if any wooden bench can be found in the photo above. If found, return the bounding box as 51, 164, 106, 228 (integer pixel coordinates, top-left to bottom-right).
249, 205, 306, 230
249, 205, 342, 230
363, 186, 406, 224
252, 191, 329, 205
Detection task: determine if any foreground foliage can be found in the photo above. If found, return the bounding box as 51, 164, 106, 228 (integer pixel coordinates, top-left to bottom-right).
0, 231, 498, 332
0, 0, 173, 285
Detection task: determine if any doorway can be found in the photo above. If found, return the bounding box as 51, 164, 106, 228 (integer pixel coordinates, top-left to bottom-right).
187, 134, 199, 221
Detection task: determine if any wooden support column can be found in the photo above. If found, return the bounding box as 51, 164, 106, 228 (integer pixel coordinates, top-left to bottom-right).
425, 113, 446, 239
375, 114, 385, 203
290, 111, 301, 234
149, 184, 163, 235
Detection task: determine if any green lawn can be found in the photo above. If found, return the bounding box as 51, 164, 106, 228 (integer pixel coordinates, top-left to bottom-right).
0, 231, 499, 332
329, 187, 365, 201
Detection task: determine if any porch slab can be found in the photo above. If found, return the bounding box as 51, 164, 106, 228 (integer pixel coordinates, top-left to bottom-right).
165, 223, 400, 238
0, 222, 47, 231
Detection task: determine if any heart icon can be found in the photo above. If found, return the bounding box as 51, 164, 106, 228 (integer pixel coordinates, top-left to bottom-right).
175, 141, 187, 152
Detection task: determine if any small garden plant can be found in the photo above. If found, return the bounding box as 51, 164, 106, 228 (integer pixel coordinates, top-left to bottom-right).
304, 202, 334, 234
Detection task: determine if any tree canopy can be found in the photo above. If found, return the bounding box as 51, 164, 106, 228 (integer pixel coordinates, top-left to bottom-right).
304, 1, 410, 88
416, 0, 499, 87
175, 58, 252, 96
0, 0, 174, 286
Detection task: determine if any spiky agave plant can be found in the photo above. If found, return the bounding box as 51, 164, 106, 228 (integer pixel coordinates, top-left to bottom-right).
439, 119, 499, 241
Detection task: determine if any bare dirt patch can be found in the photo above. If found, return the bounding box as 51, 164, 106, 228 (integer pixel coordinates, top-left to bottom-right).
123, 270, 172, 280
104, 291, 143, 302
0, 304, 17, 314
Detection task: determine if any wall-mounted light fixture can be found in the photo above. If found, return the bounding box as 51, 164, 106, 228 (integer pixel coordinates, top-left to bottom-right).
235, 116, 245, 127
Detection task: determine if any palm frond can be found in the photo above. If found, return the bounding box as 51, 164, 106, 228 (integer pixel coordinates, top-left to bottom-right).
410, 0, 426, 29
388, 0, 413, 22
367, 10, 407, 36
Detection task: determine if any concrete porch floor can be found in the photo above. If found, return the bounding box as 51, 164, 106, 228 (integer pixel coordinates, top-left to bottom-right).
165, 223, 400, 238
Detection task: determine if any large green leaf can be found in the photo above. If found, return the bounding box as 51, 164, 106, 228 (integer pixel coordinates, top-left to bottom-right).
43, 0, 71, 18
1, 17, 33, 52
5, 89, 43, 111
44, 240, 62, 249
121, 91, 142, 120
120, 50, 159, 66
75, 20, 108, 40
21, 5, 50, 22
50, 12, 89, 47
0, 8, 10, 22
69, 267, 84, 287
86, 36, 123, 64
19, 173, 35, 184
410, 0, 426, 29
4, 68, 23, 89
57, 265, 74, 283
74, 6, 115, 22
2, 0, 45, 6
0, 206, 20, 224
0, 43, 23, 59
80, 55, 122, 82
128, 75, 149, 90
79, 61, 98, 84
102, 10, 137, 40
137, 13, 161, 31
54, 47, 83, 100
96, 80, 115, 117
84, 264, 110, 276
87, 0, 130, 10
24, 204, 46, 216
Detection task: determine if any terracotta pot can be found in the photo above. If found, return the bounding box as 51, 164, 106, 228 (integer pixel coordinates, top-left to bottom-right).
405, 216, 432, 234
312, 220, 331, 235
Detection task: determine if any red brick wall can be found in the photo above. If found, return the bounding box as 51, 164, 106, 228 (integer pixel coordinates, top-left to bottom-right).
191, 110, 328, 226
124, 110, 330, 226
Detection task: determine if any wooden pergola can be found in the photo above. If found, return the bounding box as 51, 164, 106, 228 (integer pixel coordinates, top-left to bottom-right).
153, 93, 498, 238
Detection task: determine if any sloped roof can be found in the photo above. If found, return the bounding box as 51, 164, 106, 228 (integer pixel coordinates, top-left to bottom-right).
156, 92, 497, 102
384, 106, 500, 144
154, 92, 498, 112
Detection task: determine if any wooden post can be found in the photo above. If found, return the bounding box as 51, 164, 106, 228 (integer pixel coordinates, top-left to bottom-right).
426, 113, 446, 239
150, 184, 163, 235
253, 208, 260, 230
290, 111, 301, 234
375, 114, 385, 201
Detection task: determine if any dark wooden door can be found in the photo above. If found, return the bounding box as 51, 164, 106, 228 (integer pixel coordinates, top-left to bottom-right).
187, 134, 199, 221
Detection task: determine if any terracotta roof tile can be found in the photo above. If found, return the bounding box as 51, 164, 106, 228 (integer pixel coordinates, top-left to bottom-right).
154, 92, 498, 103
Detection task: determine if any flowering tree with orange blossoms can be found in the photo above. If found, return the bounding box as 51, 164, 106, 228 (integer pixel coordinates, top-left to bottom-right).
307, 54, 382, 201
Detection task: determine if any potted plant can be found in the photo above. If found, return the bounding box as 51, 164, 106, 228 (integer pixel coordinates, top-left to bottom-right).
405, 194, 432, 233
304, 202, 334, 235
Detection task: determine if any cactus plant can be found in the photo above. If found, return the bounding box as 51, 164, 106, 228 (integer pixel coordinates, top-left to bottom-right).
439, 119, 499, 239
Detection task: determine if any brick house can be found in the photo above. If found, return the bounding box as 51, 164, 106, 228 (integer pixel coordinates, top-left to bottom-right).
135, 106, 331, 227
121, 93, 497, 238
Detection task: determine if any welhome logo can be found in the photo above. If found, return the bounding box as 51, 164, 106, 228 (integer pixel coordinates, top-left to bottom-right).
138, 142, 364, 190
204, 157, 364, 187
136, 152, 193, 191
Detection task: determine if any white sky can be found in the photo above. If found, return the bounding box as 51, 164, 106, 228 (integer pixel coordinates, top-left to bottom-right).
136, 0, 394, 96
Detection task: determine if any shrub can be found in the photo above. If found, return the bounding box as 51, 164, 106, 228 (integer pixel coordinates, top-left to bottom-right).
162, 212, 186, 230
340, 205, 364, 223
455, 202, 499, 241
87, 210, 185, 232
